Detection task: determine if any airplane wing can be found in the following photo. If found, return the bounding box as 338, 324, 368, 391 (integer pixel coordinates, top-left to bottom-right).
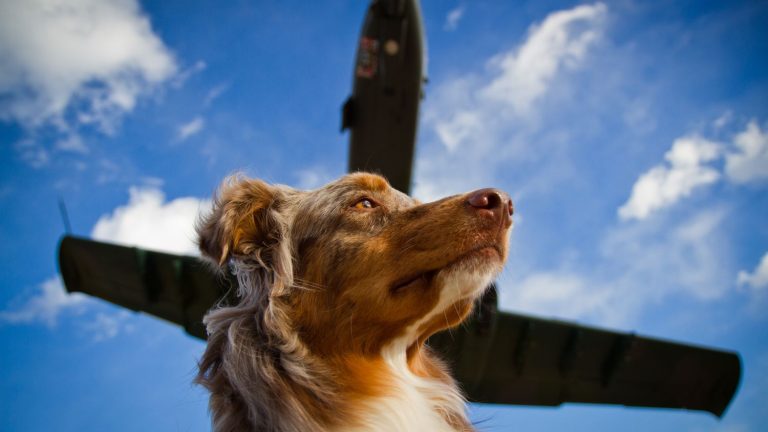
428, 289, 741, 418
58, 1, 740, 418
58, 235, 236, 340
58, 235, 741, 417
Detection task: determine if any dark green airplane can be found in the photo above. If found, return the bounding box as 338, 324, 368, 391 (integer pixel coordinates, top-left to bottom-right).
58, 0, 740, 419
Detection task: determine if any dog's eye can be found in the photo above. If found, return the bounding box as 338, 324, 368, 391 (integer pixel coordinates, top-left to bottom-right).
353, 198, 377, 209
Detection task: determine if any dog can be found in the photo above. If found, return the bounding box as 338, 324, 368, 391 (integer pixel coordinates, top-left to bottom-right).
195, 172, 513, 432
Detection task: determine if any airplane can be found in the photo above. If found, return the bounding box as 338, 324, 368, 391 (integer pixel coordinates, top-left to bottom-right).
57, 0, 741, 419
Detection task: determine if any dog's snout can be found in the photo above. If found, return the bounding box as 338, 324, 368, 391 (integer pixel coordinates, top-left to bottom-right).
467, 188, 513, 227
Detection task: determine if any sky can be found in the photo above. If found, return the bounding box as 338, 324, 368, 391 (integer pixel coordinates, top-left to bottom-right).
1, 0, 766, 430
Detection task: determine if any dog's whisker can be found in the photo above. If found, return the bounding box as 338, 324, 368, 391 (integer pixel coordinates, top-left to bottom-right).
291, 278, 328, 293
348, 310, 355, 344
319, 302, 349, 314
292, 283, 319, 292
443, 310, 455, 340
293, 277, 324, 287
293, 277, 326, 289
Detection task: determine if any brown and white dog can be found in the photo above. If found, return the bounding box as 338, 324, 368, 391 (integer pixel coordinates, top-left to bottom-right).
195, 172, 513, 432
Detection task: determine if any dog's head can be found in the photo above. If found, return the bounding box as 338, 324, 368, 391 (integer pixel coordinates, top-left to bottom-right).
198, 172, 513, 357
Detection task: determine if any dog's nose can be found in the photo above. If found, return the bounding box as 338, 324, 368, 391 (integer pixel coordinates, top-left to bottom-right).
467, 188, 513, 228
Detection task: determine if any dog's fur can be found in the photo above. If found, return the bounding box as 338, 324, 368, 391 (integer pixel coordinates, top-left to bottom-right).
195, 172, 513, 432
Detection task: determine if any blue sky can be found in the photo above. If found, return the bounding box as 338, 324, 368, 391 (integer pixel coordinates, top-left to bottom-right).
1, 0, 767, 430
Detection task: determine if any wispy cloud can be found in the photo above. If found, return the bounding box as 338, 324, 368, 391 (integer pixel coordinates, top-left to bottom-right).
738, 252, 768, 291
415, 2, 608, 201
477, 3, 606, 117
619, 119, 767, 220
502, 206, 733, 326
0, 277, 85, 327
177, 116, 205, 141
204, 83, 229, 107
0, 0, 178, 161
713, 110, 734, 130
91, 186, 210, 255
14, 138, 50, 168
618, 136, 722, 220
171, 60, 206, 88
294, 167, 334, 190
511, 272, 612, 321
444, 5, 465, 31
81, 311, 134, 342
55, 133, 88, 154
725, 120, 768, 184
0, 276, 138, 342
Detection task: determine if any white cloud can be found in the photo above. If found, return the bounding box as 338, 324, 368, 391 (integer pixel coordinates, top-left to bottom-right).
140, 176, 165, 188
478, 2, 607, 116
81, 311, 134, 342
0, 276, 86, 327
94, 158, 122, 184
618, 136, 722, 220
713, 110, 733, 130
0, 0, 177, 134
177, 116, 205, 141
415, 3, 607, 200
650, 207, 732, 300
0, 275, 137, 341
619, 119, 768, 220
91, 187, 210, 255
171, 60, 206, 88
55, 133, 88, 154
738, 252, 768, 291
294, 167, 334, 190
444, 5, 465, 31
428, 3, 607, 152
204, 82, 229, 107
725, 120, 768, 184
511, 272, 613, 321
501, 207, 732, 326
14, 138, 50, 168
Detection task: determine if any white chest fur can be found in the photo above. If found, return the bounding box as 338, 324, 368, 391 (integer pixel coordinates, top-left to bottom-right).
337, 266, 491, 431
339, 351, 463, 432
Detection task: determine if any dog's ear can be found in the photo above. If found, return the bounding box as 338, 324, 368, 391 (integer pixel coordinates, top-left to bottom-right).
197, 176, 290, 268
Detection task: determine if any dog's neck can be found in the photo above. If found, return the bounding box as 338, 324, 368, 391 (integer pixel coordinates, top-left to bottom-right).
199, 310, 471, 432
335, 346, 469, 432
198, 264, 473, 431
283, 341, 471, 432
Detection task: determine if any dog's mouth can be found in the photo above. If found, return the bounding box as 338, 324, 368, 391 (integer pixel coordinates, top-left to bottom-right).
390, 244, 503, 295
391, 269, 439, 294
